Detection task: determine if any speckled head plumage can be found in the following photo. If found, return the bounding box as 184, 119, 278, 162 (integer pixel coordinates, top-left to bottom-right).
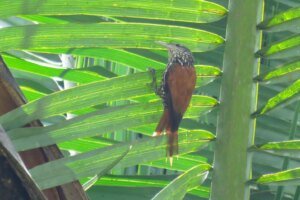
156, 41, 194, 67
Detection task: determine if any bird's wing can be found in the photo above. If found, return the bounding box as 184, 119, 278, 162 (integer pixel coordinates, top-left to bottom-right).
167, 65, 196, 116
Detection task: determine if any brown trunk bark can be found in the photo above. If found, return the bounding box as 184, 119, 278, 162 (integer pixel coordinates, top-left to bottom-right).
0, 56, 88, 200
0, 126, 46, 200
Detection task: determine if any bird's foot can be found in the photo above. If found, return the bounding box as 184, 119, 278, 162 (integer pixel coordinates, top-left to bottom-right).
152, 131, 158, 136
152, 130, 167, 137
147, 67, 161, 96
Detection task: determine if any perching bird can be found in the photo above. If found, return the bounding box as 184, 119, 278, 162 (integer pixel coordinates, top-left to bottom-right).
153, 41, 197, 165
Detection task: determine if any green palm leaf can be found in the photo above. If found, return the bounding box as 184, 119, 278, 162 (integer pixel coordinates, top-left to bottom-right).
257, 167, 300, 186
152, 165, 210, 200
30, 132, 212, 189
258, 7, 300, 32
1, 0, 227, 23
0, 23, 224, 52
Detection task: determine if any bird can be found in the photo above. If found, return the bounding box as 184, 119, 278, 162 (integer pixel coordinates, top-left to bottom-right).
153, 41, 197, 166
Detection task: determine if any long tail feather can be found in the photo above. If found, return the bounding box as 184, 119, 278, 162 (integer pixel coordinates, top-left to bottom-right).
167, 130, 178, 158
166, 103, 182, 163
154, 104, 181, 165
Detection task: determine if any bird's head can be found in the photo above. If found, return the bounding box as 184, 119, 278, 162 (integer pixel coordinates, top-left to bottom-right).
156, 41, 194, 66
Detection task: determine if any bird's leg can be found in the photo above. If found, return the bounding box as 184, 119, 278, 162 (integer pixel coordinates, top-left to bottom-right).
148, 67, 163, 97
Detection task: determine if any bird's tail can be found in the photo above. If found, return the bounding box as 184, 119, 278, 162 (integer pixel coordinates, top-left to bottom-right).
167, 106, 182, 165
166, 128, 178, 163
153, 109, 169, 136
154, 108, 181, 165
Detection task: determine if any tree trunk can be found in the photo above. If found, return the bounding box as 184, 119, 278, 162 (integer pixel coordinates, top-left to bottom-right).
0, 56, 88, 200
210, 0, 264, 199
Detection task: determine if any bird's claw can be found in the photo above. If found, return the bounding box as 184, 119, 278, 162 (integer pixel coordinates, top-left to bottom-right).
147, 67, 161, 96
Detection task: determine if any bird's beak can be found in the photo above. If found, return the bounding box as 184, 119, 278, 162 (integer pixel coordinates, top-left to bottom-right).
156, 41, 174, 49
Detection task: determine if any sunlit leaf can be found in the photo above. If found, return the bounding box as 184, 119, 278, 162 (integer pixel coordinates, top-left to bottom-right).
258, 7, 300, 32
255, 59, 300, 84
20, 86, 47, 101
35, 48, 166, 71
152, 165, 210, 200
82, 146, 130, 191
0, 0, 227, 23
0, 67, 219, 130
9, 96, 217, 151
258, 140, 300, 159
0, 23, 224, 52
88, 175, 210, 198
253, 79, 300, 116
3, 54, 107, 83
257, 167, 300, 186
30, 131, 212, 189
59, 130, 214, 172
256, 34, 300, 59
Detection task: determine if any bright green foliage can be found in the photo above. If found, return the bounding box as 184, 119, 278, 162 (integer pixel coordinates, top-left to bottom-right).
3, 54, 108, 83
260, 140, 300, 150
82, 146, 131, 191
85, 175, 210, 199
257, 34, 300, 59
30, 132, 212, 189
0, 0, 299, 199
259, 140, 300, 158
256, 59, 300, 83
0, 67, 219, 130
0, 0, 227, 23
152, 165, 210, 200
0, 23, 224, 52
9, 96, 217, 151
257, 167, 300, 185
258, 7, 300, 32
59, 133, 213, 172
36, 48, 166, 70
254, 79, 300, 116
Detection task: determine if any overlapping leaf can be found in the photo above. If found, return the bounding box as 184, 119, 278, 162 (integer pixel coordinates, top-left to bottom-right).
253, 79, 300, 116
256, 34, 300, 59
255, 59, 300, 84
91, 175, 210, 199
4, 52, 220, 79
30, 131, 212, 189
257, 167, 300, 186
3, 54, 107, 83
0, 0, 227, 23
0, 71, 153, 130
82, 147, 130, 191
258, 7, 300, 32
59, 130, 214, 172
152, 165, 210, 200
0, 23, 224, 52
0, 66, 220, 130
37, 48, 166, 71
258, 140, 300, 159
274, 0, 300, 7
9, 96, 217, 151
